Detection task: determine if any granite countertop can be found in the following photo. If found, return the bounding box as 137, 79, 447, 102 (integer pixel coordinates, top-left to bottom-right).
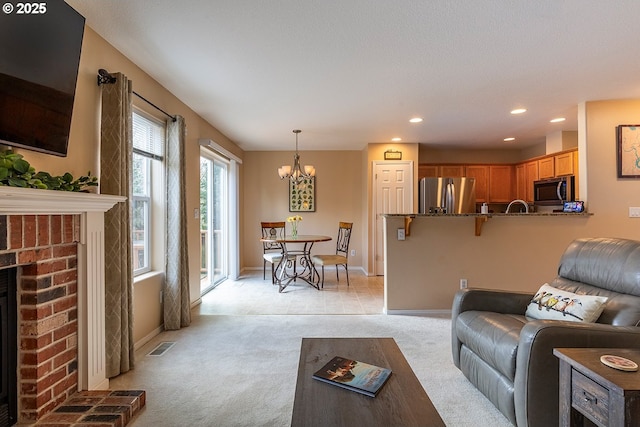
383, 212, 592, 217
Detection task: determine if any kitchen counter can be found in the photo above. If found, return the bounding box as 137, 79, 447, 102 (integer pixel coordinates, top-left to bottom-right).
383, 212, 592, 217
383, 212, 592, 236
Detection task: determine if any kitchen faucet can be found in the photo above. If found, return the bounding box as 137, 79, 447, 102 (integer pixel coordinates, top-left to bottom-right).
505, 199, 529, 213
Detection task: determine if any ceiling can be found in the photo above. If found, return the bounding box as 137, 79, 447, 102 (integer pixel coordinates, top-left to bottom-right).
67, 0, 640, 152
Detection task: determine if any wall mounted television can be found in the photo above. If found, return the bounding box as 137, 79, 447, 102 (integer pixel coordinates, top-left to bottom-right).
0, 0, 85, 157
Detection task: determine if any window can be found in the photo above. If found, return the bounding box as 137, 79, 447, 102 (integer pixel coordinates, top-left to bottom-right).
132, 111, 165, 275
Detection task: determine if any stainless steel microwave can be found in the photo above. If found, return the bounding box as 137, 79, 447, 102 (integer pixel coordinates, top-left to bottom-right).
533, 176, 575, 206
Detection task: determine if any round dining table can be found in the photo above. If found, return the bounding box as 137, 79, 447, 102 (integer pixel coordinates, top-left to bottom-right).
259, 234, 332, 292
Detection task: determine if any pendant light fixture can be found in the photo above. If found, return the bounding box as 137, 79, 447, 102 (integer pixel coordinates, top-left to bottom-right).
277, 129, 315, 182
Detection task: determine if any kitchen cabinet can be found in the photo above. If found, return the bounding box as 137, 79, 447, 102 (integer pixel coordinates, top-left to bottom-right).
538, 157, 555, 179
418, 164, 464, 179
488, 165, 514, 203
516, 164, 526, 200
525, 161, 539, 202
418, 148, 576, 205
465, 165, 489, 203
516, 161, 539, 202
418, 165, 438, 178
554, 151, 575, 176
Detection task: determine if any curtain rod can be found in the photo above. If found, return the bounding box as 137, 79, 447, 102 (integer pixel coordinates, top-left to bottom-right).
97, 69, 177, 122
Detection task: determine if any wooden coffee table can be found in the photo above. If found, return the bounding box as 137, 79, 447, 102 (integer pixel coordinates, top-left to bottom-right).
291, 337, 445, 427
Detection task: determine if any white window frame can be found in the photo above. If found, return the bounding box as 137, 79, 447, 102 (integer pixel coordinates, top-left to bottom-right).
132, 109, 165, 276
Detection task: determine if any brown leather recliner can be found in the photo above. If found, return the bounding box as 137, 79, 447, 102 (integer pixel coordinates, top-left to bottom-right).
451, 237, 640, 427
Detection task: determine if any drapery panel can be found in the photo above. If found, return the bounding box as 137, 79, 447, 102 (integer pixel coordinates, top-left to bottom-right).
100, 72, 135, 377
164, 116, 191, 329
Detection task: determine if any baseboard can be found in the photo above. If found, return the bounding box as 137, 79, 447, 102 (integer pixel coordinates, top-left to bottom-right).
190, 297, 202, 309
384, 309, 452, 317
134, 325, 164, 352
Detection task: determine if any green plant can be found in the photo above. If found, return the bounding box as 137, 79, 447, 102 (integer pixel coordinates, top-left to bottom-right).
0, 150, 98, 192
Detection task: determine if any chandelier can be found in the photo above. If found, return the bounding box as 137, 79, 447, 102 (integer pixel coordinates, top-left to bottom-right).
277, 129, 315, 182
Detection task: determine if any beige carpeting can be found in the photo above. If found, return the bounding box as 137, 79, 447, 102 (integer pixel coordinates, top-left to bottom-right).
110, 271, 512, 426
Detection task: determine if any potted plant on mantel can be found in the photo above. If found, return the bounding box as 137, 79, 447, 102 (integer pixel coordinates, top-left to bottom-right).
0, 149, 98, 192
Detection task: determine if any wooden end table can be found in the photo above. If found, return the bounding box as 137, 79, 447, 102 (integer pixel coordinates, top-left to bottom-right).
554, 348, 640, 427
292, 337, 445, 427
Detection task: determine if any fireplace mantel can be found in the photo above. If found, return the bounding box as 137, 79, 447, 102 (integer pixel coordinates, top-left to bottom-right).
0, 187, 126, 394
0, 186, 124, 214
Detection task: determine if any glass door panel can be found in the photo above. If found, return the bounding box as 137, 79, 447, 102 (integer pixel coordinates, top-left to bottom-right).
200, 156, 228, 294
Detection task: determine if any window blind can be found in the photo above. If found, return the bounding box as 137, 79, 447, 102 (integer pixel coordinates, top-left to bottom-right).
133, 112, 165, 160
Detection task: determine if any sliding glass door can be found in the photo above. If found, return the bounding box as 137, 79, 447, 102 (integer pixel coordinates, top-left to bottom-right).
200, 154, 228, 294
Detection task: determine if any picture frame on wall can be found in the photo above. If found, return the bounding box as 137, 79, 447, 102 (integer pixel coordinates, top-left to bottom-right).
289, 177, 315, 212
617, 124, 640, 178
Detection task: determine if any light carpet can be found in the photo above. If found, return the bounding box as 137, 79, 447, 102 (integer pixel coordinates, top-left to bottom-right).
111, 314, 512, 427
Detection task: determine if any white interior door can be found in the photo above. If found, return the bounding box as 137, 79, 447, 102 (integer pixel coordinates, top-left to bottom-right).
373, 161, 413, 275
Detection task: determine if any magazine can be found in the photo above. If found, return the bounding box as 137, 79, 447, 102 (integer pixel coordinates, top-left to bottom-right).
312, 356, 392, 397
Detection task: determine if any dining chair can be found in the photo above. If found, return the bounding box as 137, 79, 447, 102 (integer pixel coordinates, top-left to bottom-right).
311, 222, 353, 288
261, 221, 295, 283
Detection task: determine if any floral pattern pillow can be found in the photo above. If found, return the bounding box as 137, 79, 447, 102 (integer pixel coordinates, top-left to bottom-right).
525, 283, 608, 323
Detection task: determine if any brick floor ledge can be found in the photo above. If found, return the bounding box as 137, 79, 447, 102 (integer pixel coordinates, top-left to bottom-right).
22, 390, 145, 427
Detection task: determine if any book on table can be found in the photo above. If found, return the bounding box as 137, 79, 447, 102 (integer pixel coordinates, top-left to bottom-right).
312, 356, 392, 397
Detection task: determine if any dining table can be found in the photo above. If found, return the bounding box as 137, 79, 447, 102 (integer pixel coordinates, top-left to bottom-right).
260, 234, 332, 292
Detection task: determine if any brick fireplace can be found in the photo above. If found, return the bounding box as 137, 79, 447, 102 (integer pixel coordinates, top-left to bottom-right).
0, 214, 80, 422
0, 188, 124, 424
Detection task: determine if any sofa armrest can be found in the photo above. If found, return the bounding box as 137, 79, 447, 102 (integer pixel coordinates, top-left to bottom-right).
452, 288, 533, 317
451, 288, 533, 367
514, 321, 640, 427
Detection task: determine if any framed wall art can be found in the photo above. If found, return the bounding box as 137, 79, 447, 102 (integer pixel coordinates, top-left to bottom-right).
289, 177, 315, 212
617, 124, 640, 178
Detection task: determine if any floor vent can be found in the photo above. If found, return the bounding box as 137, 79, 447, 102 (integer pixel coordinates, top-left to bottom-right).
148, 342, 176, 357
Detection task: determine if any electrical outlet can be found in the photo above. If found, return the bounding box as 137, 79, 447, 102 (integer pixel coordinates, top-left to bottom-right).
350, 249, 356, 256
397, 228, 405, 241
460, 279, 468, 289
629, 207, 640, 218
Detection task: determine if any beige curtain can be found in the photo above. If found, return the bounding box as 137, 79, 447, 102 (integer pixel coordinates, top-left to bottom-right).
164, 116, 191, 329
100, 72, 135, 377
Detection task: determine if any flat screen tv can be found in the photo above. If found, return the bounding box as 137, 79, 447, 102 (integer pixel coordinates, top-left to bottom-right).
0, 0, 85, 157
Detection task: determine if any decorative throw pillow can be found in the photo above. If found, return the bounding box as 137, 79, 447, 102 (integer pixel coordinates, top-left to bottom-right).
525, 283, 608, 323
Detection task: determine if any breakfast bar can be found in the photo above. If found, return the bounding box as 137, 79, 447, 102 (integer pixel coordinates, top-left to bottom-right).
381, 213, 594, 314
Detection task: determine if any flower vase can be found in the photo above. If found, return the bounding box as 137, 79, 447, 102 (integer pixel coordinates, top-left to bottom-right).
291, 222, 298, 237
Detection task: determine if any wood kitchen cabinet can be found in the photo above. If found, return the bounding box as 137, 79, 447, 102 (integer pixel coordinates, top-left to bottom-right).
516, 164, 526, 200
515, 160, 540, 202
465, 165, 489, 203
555, 151, 575, 176
538, 157, 555, 179
418, 164, 464, 179
439, 165, 465, 177
525, 161, 539, 202
489, 165, 514, 203
418, 165, 437, 178
418, 148, 576, 204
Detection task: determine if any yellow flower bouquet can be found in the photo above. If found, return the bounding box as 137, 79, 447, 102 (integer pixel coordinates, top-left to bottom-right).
286, 215, 302, 237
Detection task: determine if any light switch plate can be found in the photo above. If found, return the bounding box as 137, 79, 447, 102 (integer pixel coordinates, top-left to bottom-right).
397, 228, 406, 241
629, 207, 640, 218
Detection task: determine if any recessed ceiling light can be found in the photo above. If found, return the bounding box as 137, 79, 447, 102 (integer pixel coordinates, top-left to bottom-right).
409, 117, 423, 123
504, 137, 516, 142
391, 137, 402, 142
510, 108, 527, 115
550, 117, 566, 123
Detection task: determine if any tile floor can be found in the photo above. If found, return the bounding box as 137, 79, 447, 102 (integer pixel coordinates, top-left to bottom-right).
197, 269, 384, 315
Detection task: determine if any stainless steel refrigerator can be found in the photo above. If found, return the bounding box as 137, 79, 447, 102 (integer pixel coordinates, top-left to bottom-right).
418, 177, 477, 214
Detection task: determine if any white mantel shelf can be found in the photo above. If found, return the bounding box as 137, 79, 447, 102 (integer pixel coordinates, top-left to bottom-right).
0, 186, 125, 214
0, 186, 126, 392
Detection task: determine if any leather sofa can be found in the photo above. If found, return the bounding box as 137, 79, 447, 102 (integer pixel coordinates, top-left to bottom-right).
451, 237, 640, 426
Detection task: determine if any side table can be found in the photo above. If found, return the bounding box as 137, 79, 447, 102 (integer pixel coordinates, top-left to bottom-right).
553, 348, 640, 427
